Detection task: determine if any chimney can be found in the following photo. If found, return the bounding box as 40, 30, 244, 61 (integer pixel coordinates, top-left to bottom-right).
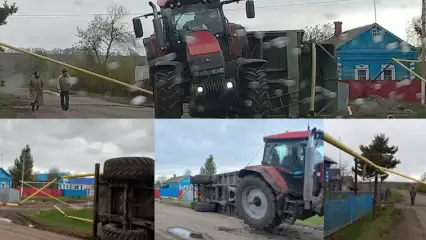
173, 174, 176, 178
334, 21, 342, 38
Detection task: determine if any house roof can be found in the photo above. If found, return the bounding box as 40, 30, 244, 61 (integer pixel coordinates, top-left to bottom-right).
264, 130, 310, 141
0, 168, 11, 178
164, 175, 186, 183
34, 172, 68, 182
324, 156, 338, 164
321, 23, 416, 50
68, 178, 94, 185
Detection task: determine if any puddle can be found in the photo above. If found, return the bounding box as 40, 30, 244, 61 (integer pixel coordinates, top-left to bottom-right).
167, 227, 214, 240
0, 217, 12, 223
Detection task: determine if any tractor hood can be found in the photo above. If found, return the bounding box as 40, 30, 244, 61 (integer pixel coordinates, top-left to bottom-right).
186, 30, 221, 56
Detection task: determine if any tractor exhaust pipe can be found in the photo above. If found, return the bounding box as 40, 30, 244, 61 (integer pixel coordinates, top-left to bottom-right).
149, 1, 165, 46
303, 128, 316, 209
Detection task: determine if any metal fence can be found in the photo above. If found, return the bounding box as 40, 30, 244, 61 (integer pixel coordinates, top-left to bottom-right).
325, 192, 373, 237
0, 188, 20, 203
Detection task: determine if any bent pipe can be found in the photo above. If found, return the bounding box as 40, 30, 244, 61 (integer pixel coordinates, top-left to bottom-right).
0, 42, 153, 95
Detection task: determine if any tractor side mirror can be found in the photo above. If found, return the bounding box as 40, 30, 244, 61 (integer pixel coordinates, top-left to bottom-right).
245, 0, 255, 19
133, 18, 144, 38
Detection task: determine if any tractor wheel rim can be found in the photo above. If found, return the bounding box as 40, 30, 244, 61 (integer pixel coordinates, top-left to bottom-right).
241, 186, 267, 220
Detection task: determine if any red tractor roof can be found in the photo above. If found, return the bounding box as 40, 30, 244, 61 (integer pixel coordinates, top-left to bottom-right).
263, 130, 310, 141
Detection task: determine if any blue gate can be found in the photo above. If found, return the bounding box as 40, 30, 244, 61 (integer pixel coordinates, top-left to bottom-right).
325, 192, 373, 236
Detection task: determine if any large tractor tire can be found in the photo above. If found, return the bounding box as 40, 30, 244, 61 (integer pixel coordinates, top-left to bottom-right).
154, 68, 183, 118
193, 202, 215, 212
102, 223, 152, 240
240, 67, 269, 118
103, 157, 154, 183
190, 175, 212, 185
235, 175, 281, 230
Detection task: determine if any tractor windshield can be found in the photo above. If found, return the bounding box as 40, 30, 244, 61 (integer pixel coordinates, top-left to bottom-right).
262, 139, 324, 172
164, 3, 225, 36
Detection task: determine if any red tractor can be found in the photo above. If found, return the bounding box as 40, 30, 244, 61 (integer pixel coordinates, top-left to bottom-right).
190, 128, 324, 229
132, 0, 270, 118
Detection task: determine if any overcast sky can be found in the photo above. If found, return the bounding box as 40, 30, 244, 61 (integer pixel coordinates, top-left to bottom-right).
324, 119, 426, 182
154, 119, 323, 180
0, 119, 154, 174
0, 0, 420, 50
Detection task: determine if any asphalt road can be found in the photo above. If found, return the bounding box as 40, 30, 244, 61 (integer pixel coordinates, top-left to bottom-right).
1, 88, 154, 118
155, 202, 323, 240
0, 219, 81, 240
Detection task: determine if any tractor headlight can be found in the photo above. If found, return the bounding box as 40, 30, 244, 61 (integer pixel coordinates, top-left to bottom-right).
197, 87, 204, 93
226, 82, 233, 89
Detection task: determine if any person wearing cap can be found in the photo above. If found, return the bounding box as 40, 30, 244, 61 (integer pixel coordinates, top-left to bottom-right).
57, 69, 71, 111
28, 70, 44, 112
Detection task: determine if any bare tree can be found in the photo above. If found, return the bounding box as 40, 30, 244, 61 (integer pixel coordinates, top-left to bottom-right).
303, 23, 334, 43
74, 4, 136, 67
47, 167, 61, 189
406, 16, 422, 47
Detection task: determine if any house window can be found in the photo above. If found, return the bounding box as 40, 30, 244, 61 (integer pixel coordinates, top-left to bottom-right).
355, 65, 369, 80
381, 64, 395, 80
372, 28, 378, 37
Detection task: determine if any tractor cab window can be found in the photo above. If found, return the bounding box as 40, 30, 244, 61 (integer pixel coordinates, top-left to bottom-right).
164, 3, 224, 40
262, 141, 306, 172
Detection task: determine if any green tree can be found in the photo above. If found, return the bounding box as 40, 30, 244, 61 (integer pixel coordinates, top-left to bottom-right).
155, 176, 168, 186
352, 134, 400, 180
199, 155, 217, 176
8, 145, 34, 187
47, 167, 61, 189
183, 169, 192, 176
0, 1, 17, 26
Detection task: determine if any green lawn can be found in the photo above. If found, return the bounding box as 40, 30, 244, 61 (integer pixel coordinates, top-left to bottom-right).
327, 189, 404, 240
22, 208, 93, 237
30, 196, 93, 203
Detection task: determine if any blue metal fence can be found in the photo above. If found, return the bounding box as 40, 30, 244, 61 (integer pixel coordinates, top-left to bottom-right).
325, 193, 373, 236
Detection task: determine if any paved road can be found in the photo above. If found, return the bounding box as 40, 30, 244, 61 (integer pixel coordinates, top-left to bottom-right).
0, 220, 81, 240
1, 88, 154, 118
155, 202, 323, 240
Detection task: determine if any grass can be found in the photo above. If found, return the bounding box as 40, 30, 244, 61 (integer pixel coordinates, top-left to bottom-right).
0, 92, 19, 117
22, 207, 94, 237
31, 196, 93, 203
327, 189, 404, 240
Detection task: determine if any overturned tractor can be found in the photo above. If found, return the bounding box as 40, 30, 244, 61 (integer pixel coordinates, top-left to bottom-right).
190, 128, 324, 229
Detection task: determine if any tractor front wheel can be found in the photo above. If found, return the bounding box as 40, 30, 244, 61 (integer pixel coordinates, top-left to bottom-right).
154, 68, 183, 118
240, 67, 269, 118
235, 175, 281, 230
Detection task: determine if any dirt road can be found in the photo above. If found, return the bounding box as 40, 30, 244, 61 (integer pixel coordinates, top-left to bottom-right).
384, 190, 426, 240
1, 88, 154, 118
155, 202, 323, 240
0, 217, 81, 240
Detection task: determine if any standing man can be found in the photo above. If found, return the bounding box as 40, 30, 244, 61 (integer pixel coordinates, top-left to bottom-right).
409, 186, 417, 206
28, 70, 44, 112
57, 69, 71, 111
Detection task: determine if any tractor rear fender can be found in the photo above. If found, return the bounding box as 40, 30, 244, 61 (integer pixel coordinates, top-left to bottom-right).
238, 166, 288, 200
148, 60, 183, 86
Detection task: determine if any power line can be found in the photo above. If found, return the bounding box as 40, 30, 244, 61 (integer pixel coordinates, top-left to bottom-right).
10, 0, 402, 18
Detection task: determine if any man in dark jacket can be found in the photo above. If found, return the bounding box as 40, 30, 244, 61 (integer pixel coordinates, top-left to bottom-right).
409, 187, 417, 206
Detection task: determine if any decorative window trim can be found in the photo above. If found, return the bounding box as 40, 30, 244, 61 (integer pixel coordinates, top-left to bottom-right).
381, 64, 395, 80
355, 65, 369, 80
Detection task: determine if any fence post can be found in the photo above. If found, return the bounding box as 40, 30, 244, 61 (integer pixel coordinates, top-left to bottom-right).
349, 195, 353, 224
354, 158, 358, 195
373, 171, 378, 220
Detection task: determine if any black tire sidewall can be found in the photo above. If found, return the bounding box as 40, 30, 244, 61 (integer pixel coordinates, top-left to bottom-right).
154, 69, 183, 118
235, 175, 277, 229
239, 67, 269, 118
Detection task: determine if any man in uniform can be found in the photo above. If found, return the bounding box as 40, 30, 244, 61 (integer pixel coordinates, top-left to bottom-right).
57, 69, 71, 111
28, 70, 44, 112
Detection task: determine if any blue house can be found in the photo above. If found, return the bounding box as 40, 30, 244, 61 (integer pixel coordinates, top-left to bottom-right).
0, 168, 12, 188
159, 174, 192, 198
323, 21, 418, 80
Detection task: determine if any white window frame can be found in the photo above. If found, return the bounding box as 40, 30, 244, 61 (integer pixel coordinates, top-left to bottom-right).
355, 65, 369, 80
381, 64, 395, 80
372, 27, 378, 37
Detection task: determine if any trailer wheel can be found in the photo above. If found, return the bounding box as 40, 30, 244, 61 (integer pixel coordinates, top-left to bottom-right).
190, 201, 196, 209
194, 202, 215, 212
235, 175, 281, 230
190, 175, 212, 185
102, 223, 152, 240
240, 67, 269, 118
103, 157, 154, 182
154, 68, 183, 118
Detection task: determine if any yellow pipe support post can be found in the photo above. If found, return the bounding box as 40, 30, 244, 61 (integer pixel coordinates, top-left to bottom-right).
67, 215, 93, 223
62, 173, 98, 179
393, 58, 421, 63
324, 133, 426, 185
392, 58, 426, 83
20, 178, 58, 205
54, 205, 66, 216
0, 42, 153, 95
20, 181, 69, 205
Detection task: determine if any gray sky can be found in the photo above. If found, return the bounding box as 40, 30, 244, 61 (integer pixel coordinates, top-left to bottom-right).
324, 119, 426, 182
0, 119, 154, 174
154, 119, 323, 180
0, 0, 420, 50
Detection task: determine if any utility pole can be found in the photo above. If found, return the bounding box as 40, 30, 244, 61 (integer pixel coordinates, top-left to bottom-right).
422, 0, 426, 104
373, 0, 377, 23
